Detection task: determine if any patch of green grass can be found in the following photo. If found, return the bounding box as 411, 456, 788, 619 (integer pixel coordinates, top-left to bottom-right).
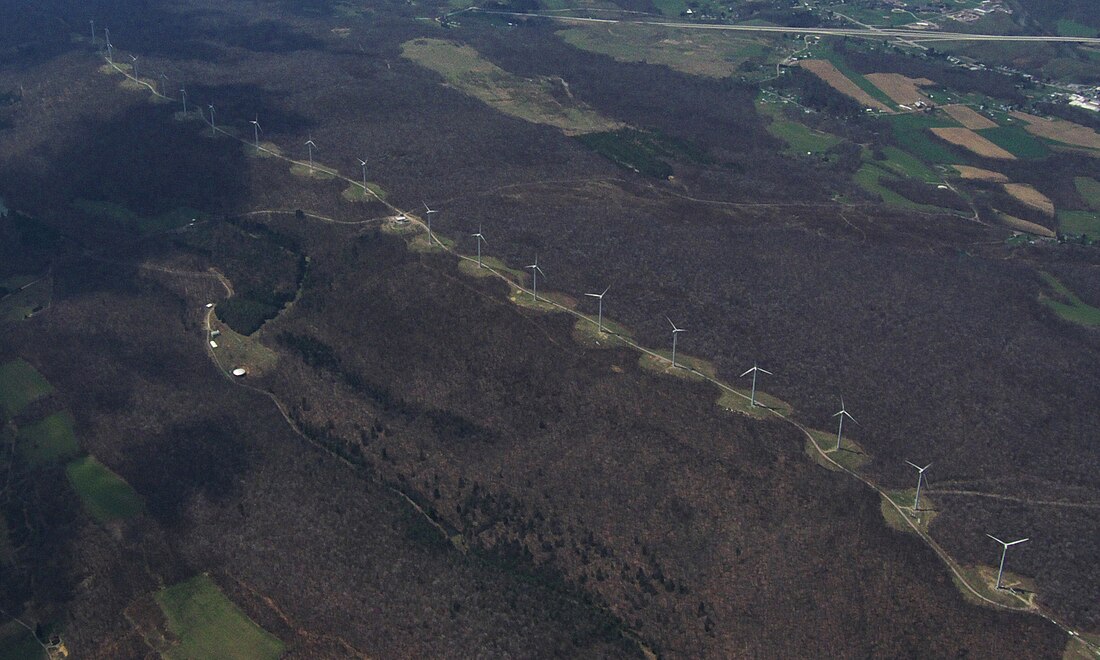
571, 317, 633, 350
1074, 176, 1100, 210
805, 428, 869, 472
17, 411, 79, 466
854, 163, 946, 213
977, 125, 1050, 159
757, 101, 841, 154
1040, 272, 1100, 327
877, 146, 940, 183
73, 199, 202, 234
886, 112, 965, 165
341, 183, 387, 202
639, 350, 717, 383
716, 387, 793, 419
0, 359, 53, 418
1057, 210, 1100, 237
155, 574, 284, 660
290, 163, 337, 179
820, 49, 897, 110
1055, 19, 1097, 38
65, 455, 143, 523
457, 255, 526, 283
575, 128, 708, 179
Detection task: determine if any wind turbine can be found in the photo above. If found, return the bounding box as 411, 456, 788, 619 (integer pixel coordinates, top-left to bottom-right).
357, 158, 368, 190
104, 28, 111, 61
208, 104, 216, 137
905, 460, 932, 511
158, 73, 168, 97
832, 397, 857, 451
740, 363, 772, 407
179, 86, 187, 114
584, 285, 610, 333
423, 202, 439, 244
90, 20, 95, 45
986, 535, 1029, 590
250, 115, 262, 151
129, 54, 138, 79
471, 226, 486, 268
526, 256, 546, 302
304, 135, 316, 172
667, 317, 686, 368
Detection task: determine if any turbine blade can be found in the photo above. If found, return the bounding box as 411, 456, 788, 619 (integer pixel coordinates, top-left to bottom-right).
667, 317, 676, 330
1007, 538, 1030, 545
584, 293, 600, 298
739, 368, 754, 377
922, 462, 933, 471
602, 284, 611, 296
905, 460, 920, 470
986, 533, 1005, 545
759, 368, 773, 375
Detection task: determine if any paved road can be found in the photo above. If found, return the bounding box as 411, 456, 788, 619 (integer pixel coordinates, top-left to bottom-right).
470, 9, 1100, 44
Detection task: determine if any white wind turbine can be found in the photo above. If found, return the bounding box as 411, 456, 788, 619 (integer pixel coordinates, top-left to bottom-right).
423, 202, 439, 244
526, 256, 546, 302
250, 116, 262, 151
667, 317, 686, 368
305, 135, 316, 172
740, 363, 772, 407
471, 226, 486, 268
986, 534, 1029, 590
584, 285, 610, 333
905, 460, 932, 511
833, 397, 857, 451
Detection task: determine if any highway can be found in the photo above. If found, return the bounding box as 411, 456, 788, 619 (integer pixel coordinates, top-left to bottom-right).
467, 9, 1100, 45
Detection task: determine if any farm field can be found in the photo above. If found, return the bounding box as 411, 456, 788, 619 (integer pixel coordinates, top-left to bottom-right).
0, 359, 53, 417
798, 60, 894, 113
865, 73, 933, 106
16, 411, 79, 466
65, 456, 144, 523
154, 575, 284, 660
930, 127, 1016, 159
1010, 111, 1100, 151
952, 165, 1007, 181
1040, 273, 1100, 326
941, 104, 998, 130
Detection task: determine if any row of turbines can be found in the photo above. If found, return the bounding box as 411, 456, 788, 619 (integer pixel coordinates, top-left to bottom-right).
91, 25, 1032, 594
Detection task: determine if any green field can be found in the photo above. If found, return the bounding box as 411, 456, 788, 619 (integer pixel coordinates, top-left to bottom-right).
1075, 176, 1100, 210
155, 575, 284, 660
854, 163, 945, 213
1040, 272, 1100, 327
1058, 210, 1100, 237
66, 456, 144, 523
876, 146, 940, 183
820, 49, 898, 110
887, 113, 964, 165
0, 359, 53, 418
17, 411, 79, 465
1056, 19, 1098, 38
976, 125, 1050, 159
74, 199, 202, 234
758, 101, 841, 154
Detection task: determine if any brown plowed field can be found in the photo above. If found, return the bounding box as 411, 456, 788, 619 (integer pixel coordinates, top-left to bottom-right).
931, 127, 1016, 159
798, 60, 893, 113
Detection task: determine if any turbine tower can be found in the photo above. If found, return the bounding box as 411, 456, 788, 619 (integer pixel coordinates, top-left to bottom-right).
584, 285, 610, 333
179, 86, 187, 114
667, 317, 686, 368
305, 135, 316, 172
526, 256, 546, 302
158, 73, 168, 97
833, 397, 857, 451
129, 54, 138, 79
905, 460, 932, 511
208, 104, 216, 137
740, 363, 772, 407
250, 116, 262, 151
423, 202, 439, 244
986, 535, 1029, 590
104, 28, 112, 62
357, 158, 368, 191
90, 20, 96, 45
471, 226, 486, 268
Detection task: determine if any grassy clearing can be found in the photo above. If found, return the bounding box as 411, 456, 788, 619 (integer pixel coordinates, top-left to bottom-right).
457, 256, 526, 283
0, 359, 53, 418
854, 163, 947, 213
951, 564, 1036, 610
341, 182, 386, 202
17, 411, 79, 466
1074, 176, 1100, 210
571, 317, 633, 350
977, 125, 1051, 159
1056, 19, 1097, 38
716, 387, 793, 419
508, 288, 575, 313
245, 141, 283, 159
557, 24, 773, 79
575, 128, 708, 178
66, 455, 143, 523
155, 574, 284, 660
886, 113, 964, 165
639, 350, 716, 383
401, 38, 622, 135
1040, 272, 1100, 327
73, 199, 202, 234
804, 428, 869, 472
881, 489, 937, 534
408, 232, 455, 254
0, 621, 45, 660
756, 100, 841, 154
1057, 210, 1100, 237
209, 316, 279, 377
1062, 632, 1100, 660
289, 163, 337, 180
0, 276, 51, 322
876, 146, 940, 183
